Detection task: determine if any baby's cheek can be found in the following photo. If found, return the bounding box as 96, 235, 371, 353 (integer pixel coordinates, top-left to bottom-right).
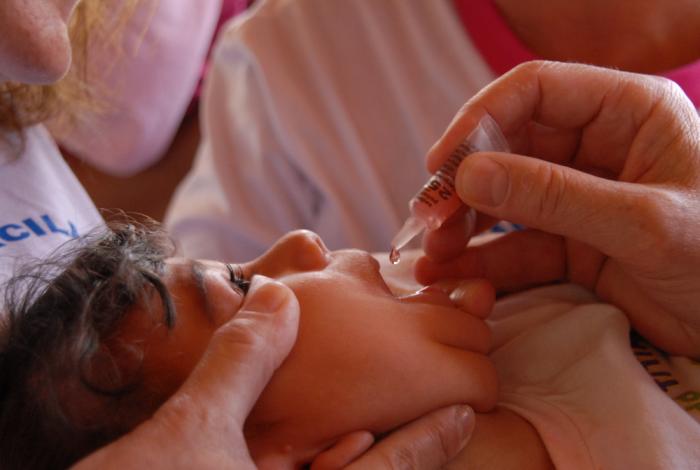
402, 342, 499, 412
244, 324, 436, 453
448, 351, 499, 411
243, 292, 499, 457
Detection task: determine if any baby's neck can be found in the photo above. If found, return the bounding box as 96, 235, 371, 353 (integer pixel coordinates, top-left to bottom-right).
447, 406, 553, 469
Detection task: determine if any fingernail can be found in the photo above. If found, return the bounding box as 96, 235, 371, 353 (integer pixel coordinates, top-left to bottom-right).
449, 284, 468, 304
456, 405, 476, 446
416, 284, 448, 295
458, 157, 509, 207
244, 276, 293, 312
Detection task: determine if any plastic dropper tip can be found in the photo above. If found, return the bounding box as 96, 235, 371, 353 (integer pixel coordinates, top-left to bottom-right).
388, 216, 427, 265
389, 247, 401, 265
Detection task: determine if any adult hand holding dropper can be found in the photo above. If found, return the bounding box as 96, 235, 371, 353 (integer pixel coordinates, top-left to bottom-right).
417, 61, 700, 358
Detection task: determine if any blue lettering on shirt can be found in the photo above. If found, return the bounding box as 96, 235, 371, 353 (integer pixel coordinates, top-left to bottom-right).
0, 224, 30, 243
23, 218, 47, 236
42, 215, 78, 238
0, 214, 80, 248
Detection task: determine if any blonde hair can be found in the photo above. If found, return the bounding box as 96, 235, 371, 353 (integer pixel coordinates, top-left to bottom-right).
0, 0, 140, 138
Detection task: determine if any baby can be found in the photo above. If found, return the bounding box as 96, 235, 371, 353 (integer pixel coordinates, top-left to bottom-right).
3, 221, 698, 469
0, 221, 499, 469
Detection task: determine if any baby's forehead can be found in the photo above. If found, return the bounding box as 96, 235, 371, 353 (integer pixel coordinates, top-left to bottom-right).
163, 257, 200, 276
163, 258, 221, 284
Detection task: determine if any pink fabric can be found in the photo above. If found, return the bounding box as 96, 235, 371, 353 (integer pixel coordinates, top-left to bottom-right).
452, 0, 535, 76
452, 0, 700, 108
190, 0, 253, 108
664, 61, 700, 109
218, 0, 251, 31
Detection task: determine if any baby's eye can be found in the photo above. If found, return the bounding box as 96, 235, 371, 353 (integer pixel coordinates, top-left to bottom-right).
226, 263, 250, 295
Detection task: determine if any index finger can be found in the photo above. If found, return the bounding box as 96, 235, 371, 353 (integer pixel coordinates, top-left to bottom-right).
427, 61, 675, 175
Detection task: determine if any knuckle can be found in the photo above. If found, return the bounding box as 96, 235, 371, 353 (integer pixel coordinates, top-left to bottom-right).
533, 164, 569, 223
430, 420, 458, 463
643, 75, 692, 115
385, 445, 419, 470
510, 59, 547, 79
654, 76, 692, 112
155, 394, 198, 431
624, 189, 675, 260
652, 75, 683, 97
636, 193, 666, 243
213, 319, 267, 352
383, 420, 456, 470
375, 417, 459, 470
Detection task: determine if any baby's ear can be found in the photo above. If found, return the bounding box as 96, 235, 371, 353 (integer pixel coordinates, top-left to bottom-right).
309, 431, 374, 470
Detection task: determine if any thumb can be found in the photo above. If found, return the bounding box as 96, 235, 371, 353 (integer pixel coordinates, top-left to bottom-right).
344, 405, 475, 469
456, 152, 659, 259
172, 275, 300, 424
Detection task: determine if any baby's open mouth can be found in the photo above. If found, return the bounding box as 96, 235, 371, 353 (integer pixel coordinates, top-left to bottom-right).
396, 285, 454, 307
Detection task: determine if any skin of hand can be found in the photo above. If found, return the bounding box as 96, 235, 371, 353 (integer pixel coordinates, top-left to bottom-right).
416, 60, 700, 358
72, 277, 476, 469
310, 405, 475, 470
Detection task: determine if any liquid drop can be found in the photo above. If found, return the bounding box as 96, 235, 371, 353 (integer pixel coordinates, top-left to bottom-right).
389, 247, 401, 265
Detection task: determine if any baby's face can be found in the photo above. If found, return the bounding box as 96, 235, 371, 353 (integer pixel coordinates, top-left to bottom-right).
116, 230, 497, 465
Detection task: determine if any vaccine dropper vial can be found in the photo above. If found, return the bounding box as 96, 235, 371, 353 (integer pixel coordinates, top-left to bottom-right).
389, 114, 509, 264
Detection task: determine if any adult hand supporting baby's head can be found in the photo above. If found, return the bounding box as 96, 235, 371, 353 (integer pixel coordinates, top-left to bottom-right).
418, 60, 700, 358
72, 276, 299, 469
73, 276, 476, 469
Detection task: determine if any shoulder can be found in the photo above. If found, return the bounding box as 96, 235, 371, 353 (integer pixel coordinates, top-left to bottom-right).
214, 0, 462, 59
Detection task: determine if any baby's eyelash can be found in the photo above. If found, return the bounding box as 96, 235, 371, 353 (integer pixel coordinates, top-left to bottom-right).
226, 263, 250, 294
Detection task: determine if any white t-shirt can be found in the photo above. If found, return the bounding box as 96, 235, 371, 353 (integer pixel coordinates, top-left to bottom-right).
491, 284, 700, 469
165, 0, 495, 261
0, 126, 102, 299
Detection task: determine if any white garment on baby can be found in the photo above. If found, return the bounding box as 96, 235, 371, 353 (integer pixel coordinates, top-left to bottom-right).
490, 284, 700, 469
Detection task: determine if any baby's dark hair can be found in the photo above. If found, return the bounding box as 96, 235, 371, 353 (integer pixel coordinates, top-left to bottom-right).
0, 219, 177, 469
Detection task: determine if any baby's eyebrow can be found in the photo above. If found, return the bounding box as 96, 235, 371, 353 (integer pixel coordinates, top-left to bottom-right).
189, 260, 214, 320
190, 260, 207, 296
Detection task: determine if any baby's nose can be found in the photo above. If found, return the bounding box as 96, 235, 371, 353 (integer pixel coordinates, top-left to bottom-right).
279, 230, 330, 272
